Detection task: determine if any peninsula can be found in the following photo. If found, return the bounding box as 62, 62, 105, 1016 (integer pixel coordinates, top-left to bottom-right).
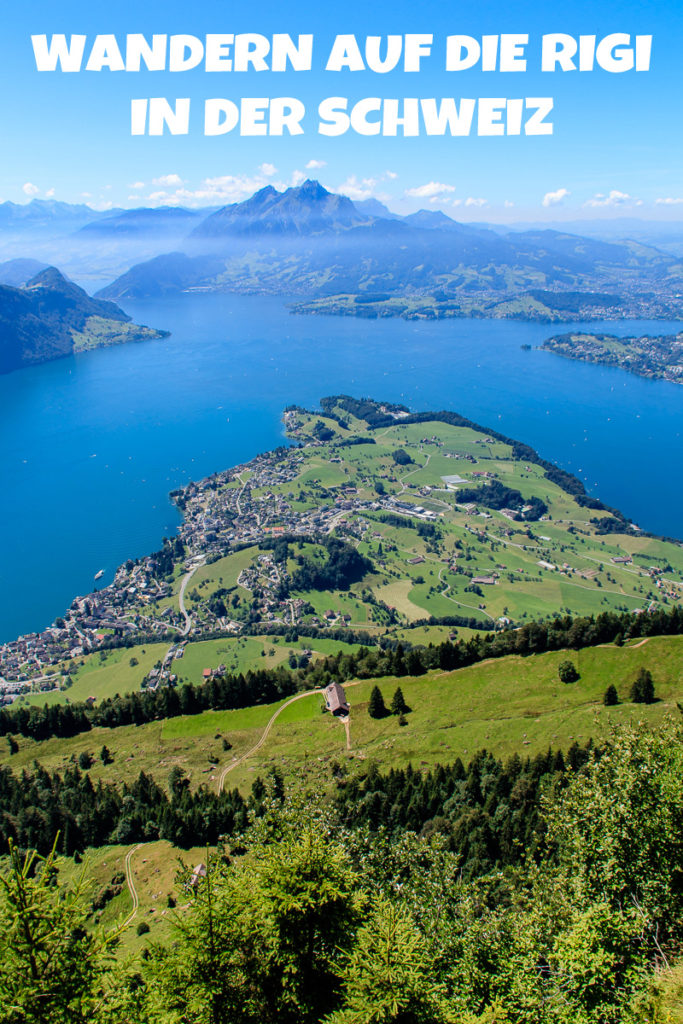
541, 329, 683, 384
1, 395, 682, 700
0, 265, 168, 374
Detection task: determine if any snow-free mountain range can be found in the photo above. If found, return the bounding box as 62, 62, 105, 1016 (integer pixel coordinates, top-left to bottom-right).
93, 181, 683, 321
3, 179, 683, 371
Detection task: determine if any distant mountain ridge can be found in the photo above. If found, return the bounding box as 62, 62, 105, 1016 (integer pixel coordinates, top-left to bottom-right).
77, 206, 218, 239
0, 199, 111, 233
95, 180, 683, 322
0, 266, 167, 374
4, 186, 683, 322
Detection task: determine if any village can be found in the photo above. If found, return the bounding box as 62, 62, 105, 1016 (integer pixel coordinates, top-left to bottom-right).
2, 401, 682, 699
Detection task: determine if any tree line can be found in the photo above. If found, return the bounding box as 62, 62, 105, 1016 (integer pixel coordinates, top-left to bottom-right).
3, 604, 682, 746
336, 742, 595, 879
0, 761, 251, 857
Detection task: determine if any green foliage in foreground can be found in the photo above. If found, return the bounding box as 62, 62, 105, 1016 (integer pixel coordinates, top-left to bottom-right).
2, 721, 683, 1023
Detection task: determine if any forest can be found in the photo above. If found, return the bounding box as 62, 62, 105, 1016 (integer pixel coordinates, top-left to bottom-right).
1, 720, 682, 1023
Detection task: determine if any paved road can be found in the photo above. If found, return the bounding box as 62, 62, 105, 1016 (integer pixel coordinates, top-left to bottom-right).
178, 559, 205, 636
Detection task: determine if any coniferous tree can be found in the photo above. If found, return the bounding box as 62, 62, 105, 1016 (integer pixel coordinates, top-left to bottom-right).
368, 686, 387, 719
631, 667, 655, 704
604, 684, 619, 706
0, 840, 119, 1022
391, 687, 408, 716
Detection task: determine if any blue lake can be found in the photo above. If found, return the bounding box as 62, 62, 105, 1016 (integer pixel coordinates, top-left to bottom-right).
1, 292, 681, 642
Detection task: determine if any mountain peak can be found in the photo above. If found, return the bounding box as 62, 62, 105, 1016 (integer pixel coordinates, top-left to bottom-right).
25, 266, 71, 290
295, 179, 330, 200
191, 179, 369, 241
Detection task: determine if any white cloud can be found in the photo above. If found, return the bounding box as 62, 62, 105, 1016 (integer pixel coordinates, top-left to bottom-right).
504, 200, 515, 208
465, 197, 487, 207
22, 182, 40, 197
147, 190, 180, 204
655, 196, 683, 206
45, 188, 56, 198
385, 170, 398, 180
405, 181, 456, 199
290, 169, 306, 187
259, 163, 278, 177
336, 175, 385, 201
305, 159, 326, 170
128, 181, 145, 190
80, 192, 92, 199
152, 173, 183, 187
584, 189, 641, 208
542, 187, 570, 208
155, 174, 275, 207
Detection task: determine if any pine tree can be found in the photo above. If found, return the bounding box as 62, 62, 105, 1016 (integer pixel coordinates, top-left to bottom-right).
0, 840, 119, 1022
390, 687, 408, 716
631, 668, 655, 704
368, 685, 387, 719
99, 744, 112, 765
604, 685, 619, 706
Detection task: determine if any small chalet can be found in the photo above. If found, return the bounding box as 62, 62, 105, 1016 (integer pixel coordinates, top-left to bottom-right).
324, 681, 350, 717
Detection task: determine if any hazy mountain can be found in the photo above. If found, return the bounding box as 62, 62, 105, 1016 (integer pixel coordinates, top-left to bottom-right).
190, 180, 370, 240
77, 206, 214, 239
98, 251, 227, 300
353, 198, 401, 220
0, 199, 110, 233
403, 209, 461, 230
0, 258, 49, 287
0, 267, 167, 374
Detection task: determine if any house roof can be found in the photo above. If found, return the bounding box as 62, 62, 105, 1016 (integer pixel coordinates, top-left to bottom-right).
324, 681, 349, 714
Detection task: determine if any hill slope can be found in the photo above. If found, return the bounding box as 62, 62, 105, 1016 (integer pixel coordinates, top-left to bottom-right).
0, 266, 168, 373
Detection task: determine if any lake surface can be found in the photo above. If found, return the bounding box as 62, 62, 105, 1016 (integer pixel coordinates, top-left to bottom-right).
1, 292, 682, 643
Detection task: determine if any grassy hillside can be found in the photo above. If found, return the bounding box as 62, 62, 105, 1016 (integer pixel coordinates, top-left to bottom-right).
6, 634, 682, 797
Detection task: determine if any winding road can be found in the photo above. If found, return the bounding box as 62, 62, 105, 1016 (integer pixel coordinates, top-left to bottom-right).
178, 559, 205, 636
217, 689, 322, 793
122, 843, 144, 927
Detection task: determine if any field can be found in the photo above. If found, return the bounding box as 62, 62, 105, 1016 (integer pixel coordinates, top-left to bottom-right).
20, 635, 364, 708
162, 402, 683, 635
6, 634, 683, 798
53, 840, 208, 954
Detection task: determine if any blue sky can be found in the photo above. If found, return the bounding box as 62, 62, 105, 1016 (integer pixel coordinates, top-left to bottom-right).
1, 0, 682, 220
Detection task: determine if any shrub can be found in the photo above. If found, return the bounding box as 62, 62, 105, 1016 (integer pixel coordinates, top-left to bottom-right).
559, 660, 580, 684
